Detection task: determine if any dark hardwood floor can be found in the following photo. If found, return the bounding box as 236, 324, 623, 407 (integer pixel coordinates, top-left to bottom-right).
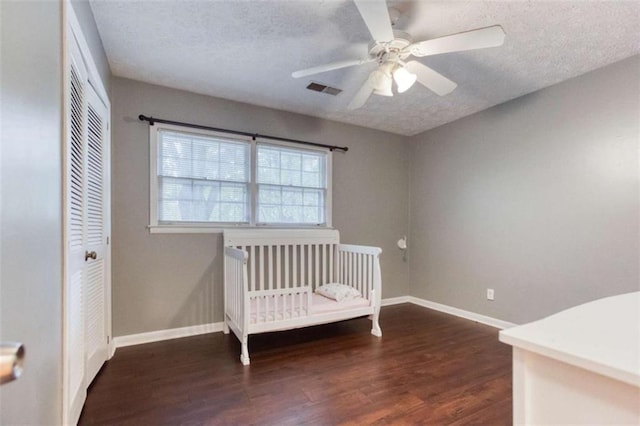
79, 304, 512, 425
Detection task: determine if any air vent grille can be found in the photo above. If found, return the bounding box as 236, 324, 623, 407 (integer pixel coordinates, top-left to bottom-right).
306, 81, 342, 96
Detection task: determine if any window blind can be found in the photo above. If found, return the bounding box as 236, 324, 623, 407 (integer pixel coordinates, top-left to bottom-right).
157, 130, 250, 223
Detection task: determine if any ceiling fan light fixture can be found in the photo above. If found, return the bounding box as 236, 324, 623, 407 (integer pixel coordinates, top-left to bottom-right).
393, 65, 417, 93
291, 2, 505, 110
370, 68, 394, 97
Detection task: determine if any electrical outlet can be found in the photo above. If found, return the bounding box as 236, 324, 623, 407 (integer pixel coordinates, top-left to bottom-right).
487, 288, 495, 301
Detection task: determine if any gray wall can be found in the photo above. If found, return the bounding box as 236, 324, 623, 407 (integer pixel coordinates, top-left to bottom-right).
408, 55, 640, 324
71, 0, 111, 93
111, 77, 410, 337
0, 1, 63, 423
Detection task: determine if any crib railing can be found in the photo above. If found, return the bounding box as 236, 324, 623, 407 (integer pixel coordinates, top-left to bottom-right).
236, 243, 338, 293
337, 244, 382, 304
248, 287, 311, 324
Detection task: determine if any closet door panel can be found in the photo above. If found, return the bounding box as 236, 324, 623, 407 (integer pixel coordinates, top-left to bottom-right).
66, 40, 88, 424
84, 85, 109, 384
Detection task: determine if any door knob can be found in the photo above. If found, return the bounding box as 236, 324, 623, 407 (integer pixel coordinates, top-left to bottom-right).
0, 342, 25, 385
85, 251, 97, 261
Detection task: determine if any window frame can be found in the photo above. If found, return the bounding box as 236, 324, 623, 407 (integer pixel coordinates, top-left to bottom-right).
148, 123, 332, 233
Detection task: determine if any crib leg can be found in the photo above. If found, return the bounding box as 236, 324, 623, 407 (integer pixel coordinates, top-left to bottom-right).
240, 335, 250, 365
371, 310, 382, 337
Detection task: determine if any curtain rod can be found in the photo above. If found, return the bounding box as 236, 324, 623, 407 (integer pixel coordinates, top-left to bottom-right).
138, 115, 348, 152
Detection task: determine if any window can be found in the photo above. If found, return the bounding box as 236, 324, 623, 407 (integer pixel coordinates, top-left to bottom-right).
149, 124, 331, 231
156, 129, 250, 223
257, 144, 326, 225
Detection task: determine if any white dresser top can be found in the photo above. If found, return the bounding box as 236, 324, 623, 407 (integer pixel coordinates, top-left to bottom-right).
500, 292, 640, 387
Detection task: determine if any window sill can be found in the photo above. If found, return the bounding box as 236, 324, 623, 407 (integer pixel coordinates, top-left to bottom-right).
148, 224, 333, 234
148, 225, 226, 234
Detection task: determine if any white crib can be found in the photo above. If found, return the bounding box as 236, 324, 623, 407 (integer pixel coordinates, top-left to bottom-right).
223, 229, 382, 365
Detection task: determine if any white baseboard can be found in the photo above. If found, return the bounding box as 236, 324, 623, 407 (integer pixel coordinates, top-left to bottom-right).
407, 296, 517, 330
381, 296, 411, 306
112, 296, 515, 352
113, 322, 224, 349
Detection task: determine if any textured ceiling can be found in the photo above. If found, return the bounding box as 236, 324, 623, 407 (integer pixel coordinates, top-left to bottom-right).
90, 0, 640, 136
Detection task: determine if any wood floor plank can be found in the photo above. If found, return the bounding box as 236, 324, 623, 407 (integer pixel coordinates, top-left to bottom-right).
79, 304, 512, 425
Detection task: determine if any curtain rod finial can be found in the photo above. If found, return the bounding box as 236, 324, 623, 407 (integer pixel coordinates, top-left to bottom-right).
139, 115, 155, 125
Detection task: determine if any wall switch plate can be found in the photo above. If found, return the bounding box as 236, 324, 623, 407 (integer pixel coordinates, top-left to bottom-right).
487, 289, 495, 301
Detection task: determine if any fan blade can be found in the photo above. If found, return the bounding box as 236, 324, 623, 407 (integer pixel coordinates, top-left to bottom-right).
409, 25, 505, 57
406, 61, 457, 96
292, 58, 374, 78
348, 78, 374, 110
353, 0, 394, 42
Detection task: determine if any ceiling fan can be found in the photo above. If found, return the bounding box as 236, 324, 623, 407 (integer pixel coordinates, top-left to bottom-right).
291, 0, 506, 110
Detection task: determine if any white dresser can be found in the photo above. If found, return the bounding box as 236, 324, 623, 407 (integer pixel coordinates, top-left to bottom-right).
500, 292, 640, 425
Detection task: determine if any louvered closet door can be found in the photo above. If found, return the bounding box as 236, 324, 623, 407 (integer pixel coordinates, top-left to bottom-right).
84, 84, 109, 384
66, 37, 88, 423
65, 31, 111, 424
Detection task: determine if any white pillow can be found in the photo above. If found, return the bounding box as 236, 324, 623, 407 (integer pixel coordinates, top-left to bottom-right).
316, 283, 362, 302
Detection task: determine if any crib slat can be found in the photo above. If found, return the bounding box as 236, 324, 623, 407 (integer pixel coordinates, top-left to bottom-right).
361, 254, 365, 298
277, 245, 282, 290
266, 294, 270, 322
301, 245, 306, 287
354, 253, 359, 294
361, 253, 365, 295
342, 251, 346, 284
363, 255, 368, 299
284, 245, 289, 289
290, 290, 294, 318
353, 252, 357, 292
315, 244, 320, 288
360, 254, 365, 299
250, 246, 255, 292
346, 252, 350, 285
258, 245, 264, 291
269, 245, 274, 291
357, 253, 360, 290
293, 245, 298, 288
353, 252, 357, 288
306, 245, 312, 288
321, 244, 326, 285
329, 244, 334, 282
356, 253, 359, 290
344, 252, 349, 286
254, 295, 258, 324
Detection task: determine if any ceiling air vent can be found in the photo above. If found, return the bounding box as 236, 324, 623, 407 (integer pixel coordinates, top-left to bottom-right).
306, 81, 342, 96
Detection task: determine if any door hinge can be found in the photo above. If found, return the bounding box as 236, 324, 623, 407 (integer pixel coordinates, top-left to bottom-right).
106, 236, 110, 245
